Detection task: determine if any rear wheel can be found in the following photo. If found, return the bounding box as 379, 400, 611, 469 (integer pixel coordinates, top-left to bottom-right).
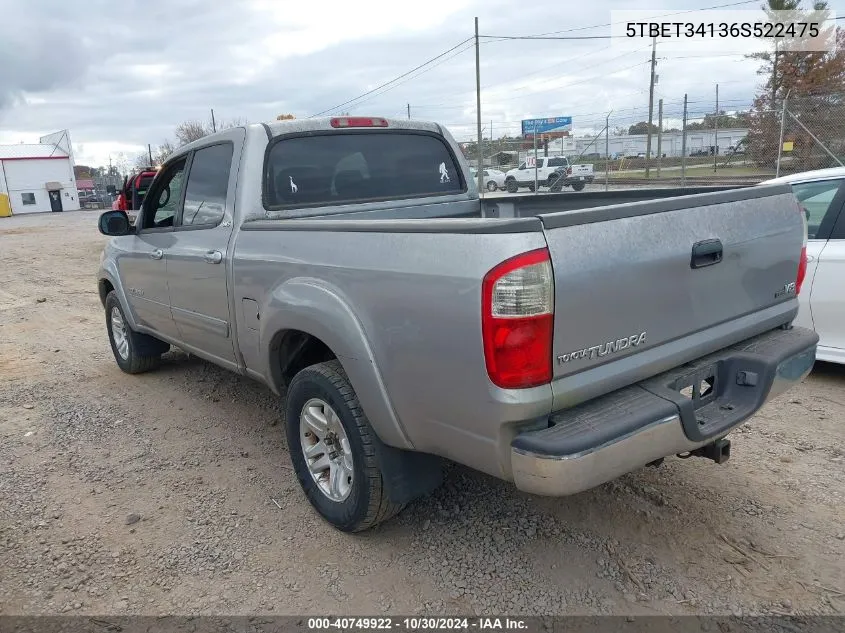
527, 183, 535, 192
571, 182, 586, 192
486, 180, 498, 192
105, 291, 168, 374
505, 179, 518, 193
285, 360, 404, 532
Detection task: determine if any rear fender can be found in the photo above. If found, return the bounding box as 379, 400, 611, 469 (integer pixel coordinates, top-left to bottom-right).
259, 277, 413, 450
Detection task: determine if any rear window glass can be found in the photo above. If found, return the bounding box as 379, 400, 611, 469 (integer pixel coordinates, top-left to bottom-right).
263, 132, 464, 209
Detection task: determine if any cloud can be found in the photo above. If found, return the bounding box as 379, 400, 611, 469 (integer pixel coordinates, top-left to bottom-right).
0, 3, 92, 108
0, 0, 770, 166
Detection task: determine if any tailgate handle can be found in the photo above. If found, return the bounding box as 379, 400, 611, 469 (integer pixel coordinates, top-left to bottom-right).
691, 239, 723, 269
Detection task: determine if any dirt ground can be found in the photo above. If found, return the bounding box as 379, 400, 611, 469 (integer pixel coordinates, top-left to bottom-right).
1, 210, 843, 617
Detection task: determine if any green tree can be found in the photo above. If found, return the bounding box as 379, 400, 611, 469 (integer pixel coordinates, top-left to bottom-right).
746, 1, 845, 168
627, 121, 659, 135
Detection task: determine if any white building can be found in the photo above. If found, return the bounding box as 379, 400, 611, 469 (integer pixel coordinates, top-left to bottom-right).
0, 130, 80, 217
547, 128, 749, 159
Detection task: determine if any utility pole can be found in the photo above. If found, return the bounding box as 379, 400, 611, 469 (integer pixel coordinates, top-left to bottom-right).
605, 110, 612, 192
645, 36, 657, 179
714, 84, 719, 173
148, 144, 153, 166
656, 99, 663, 178
681, 94, 688, 186
772, 41, 778, 108
407, 103, 411, 120
474, 17, 484, 195
776, 89, 791, 178
211, 108, 217, 133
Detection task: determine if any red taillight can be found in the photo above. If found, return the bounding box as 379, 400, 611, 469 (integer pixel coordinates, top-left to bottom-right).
795, 198, 809, 295
796, 245, 807, 294
482, 249, 554, 389
566, 167, 572, 176
330, 117, 389, 128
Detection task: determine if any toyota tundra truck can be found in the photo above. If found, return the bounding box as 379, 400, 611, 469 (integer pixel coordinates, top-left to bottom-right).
96, 116, 817, 532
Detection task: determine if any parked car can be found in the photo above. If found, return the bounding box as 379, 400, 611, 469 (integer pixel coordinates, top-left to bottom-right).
762, 167, 845, 364
470, 168, 506, 192
504, 156, 594, 192
96, 116, 816, 532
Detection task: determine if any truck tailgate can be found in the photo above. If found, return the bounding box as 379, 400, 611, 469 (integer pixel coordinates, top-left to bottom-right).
540, 186, 805, 381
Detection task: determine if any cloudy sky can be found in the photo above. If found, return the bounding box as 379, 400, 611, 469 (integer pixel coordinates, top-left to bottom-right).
0, 0, 837, 168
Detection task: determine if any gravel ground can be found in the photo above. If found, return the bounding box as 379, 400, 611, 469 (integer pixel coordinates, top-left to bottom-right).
1, 210, 844, 617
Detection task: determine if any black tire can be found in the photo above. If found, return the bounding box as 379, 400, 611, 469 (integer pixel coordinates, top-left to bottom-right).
486, 180, 498, 192
105, 291, 168, 374
505, 179, 518, 193
527, 183, 535, 192
285, 360, 404, 532
571, 182, 586, 192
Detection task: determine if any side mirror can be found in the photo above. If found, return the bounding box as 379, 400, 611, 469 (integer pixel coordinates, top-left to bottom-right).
99, 210, 132, 236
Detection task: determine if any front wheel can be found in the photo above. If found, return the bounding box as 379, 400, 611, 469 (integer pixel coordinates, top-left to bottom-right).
105, 291, 168, 374
505, 179, 518, 193
285, 360, 404, 532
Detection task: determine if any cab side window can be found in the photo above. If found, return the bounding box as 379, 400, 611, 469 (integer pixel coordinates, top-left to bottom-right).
181, 144, 234, 227
140, 160, 187, 230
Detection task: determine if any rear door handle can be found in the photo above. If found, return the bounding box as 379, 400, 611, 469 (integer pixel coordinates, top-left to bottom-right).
691, 239, 723, 269
150, 249, 164, 260
204, 250, 223, 264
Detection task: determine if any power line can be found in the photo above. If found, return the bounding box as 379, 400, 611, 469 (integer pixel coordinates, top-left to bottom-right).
480, 35, 616, 41
336, 42, 475, 112
309, 37, 473, 117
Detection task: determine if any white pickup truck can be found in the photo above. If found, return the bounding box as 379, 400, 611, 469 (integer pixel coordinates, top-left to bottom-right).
504, 156, 594, 193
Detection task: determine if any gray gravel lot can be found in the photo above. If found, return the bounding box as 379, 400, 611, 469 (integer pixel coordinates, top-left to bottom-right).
1, 210, 843, 616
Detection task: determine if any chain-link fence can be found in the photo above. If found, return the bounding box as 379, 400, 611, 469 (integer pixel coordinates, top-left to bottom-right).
774, 93, 845, 176
460, 92, 845, 191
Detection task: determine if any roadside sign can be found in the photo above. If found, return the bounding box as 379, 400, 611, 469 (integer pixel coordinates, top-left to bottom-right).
522, 116, 572, 138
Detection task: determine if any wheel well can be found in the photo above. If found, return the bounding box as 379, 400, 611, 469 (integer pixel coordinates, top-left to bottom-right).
98, 279, 114, 307
271, 330, 337, 390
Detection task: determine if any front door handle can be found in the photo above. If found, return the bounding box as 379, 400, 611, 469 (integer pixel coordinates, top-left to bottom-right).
150, 249, 164, 260
204, 250, 223, 264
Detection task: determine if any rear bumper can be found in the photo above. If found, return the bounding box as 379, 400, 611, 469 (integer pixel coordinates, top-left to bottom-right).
511, 326, 818, 496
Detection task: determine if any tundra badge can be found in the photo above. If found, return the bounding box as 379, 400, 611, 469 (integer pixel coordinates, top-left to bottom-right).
557, 332, 647, 365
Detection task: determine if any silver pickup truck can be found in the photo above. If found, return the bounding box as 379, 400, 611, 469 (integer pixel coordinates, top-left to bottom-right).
97, 116, 818, 532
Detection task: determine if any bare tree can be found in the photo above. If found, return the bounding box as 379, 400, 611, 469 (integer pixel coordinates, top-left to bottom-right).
173, 117, 247, 146
154, 140, 175, 166
218, 117, 247, 130
174, 120, 209, 146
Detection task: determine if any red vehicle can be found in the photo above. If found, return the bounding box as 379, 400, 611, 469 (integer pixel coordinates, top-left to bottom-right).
112, 168, 158, 211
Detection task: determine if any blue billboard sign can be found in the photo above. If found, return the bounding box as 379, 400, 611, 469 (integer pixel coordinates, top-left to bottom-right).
521, 116, 572, 137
